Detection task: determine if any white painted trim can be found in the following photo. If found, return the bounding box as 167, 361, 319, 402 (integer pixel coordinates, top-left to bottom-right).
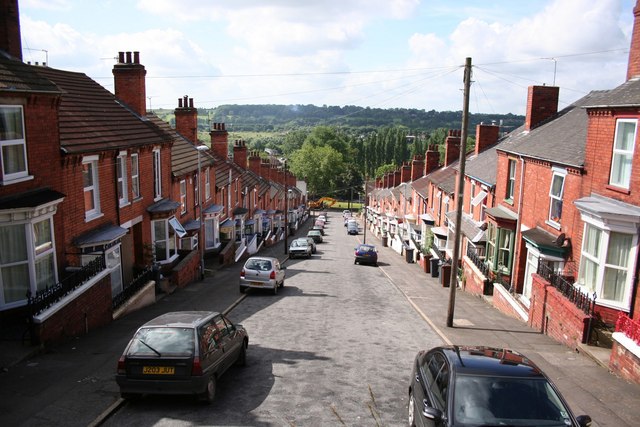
493, 284, 529, 322
612, 331, 640, 360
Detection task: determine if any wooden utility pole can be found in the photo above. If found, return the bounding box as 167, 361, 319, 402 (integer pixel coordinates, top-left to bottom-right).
447, 57, 472, 327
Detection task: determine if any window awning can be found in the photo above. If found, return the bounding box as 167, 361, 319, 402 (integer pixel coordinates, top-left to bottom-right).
420, 213, 435, 225
522, 227, 567, 258
169, 217, 187, 238
471, 190, 488, 207
430, 226, 448, 237
220, 218, 235, 231
74, 224, 127, 248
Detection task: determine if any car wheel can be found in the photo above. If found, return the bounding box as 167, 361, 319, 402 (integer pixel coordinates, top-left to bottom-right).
236, 342, 247, 366
273, 284, 278, 295
279, 279, 285, 288
354, 259, 358, 264
199, 376, 216, 404
408, 391, 416, 427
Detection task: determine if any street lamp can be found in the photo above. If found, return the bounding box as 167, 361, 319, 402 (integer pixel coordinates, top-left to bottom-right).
196, 144, 208, 279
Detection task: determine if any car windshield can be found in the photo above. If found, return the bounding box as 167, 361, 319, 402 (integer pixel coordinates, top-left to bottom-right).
358, 246, 374, 252
453, 374, 573, 426
292, 241, 305, 247
245, 259, 273, 271
128, 327, 195, 356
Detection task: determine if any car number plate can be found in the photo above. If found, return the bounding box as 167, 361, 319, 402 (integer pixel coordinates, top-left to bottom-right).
250, 281, 262, 286
143, 366, 175, 375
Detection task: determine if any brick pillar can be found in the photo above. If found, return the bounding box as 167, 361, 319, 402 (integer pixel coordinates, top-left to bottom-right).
113, 51, 147, 116
0, 0, 22, 60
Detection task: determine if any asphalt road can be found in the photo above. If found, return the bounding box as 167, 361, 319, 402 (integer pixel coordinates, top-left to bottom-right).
102, 214, 442, 426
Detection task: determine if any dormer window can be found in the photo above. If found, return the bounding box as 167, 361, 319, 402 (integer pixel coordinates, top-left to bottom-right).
0, 105, 28, 183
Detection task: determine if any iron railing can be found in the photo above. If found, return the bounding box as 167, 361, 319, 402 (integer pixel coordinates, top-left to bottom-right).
466, 246, 510, 291
537, 262, 596, 315
27, 257, 106, 316
616, 312, 640, 345
431, 242, 445, 260
112, 265, 155, 310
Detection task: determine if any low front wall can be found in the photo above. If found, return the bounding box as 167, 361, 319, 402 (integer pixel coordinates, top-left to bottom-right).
493, 284, 529, 322
462, 257, 486, 296
32, 272, 112, 346
528, 273, 591, 349
609, 332, 640, 384
171, 250, 201, 288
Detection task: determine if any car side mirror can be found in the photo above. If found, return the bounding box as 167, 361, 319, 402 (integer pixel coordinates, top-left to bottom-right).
422, 402, 443, 422
576, 415, 592, 427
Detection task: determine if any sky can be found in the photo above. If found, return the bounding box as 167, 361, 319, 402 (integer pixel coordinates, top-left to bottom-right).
17, 0, 637, 116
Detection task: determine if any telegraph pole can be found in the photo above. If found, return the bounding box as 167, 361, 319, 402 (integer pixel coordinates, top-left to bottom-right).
447, 57, 472, 328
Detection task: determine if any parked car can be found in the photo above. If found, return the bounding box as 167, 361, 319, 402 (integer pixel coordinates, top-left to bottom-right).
347, 222, 359, 235
408, 345, 592, 427
116, 311, 248, 404
315, 219, 325, 228
289, 238, 312, 259
343, 209, 351, 217
354, 244, 378, 266
303, 236, 317, 253
307, 229, 323, 243
239, 256, 286, 294
317, 215, 327, 223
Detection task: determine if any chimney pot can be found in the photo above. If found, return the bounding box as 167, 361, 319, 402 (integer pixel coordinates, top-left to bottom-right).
126, 51, 132, 64
178, 98, 183, 108
133, 51, 140, 64
118, 51, 125, 63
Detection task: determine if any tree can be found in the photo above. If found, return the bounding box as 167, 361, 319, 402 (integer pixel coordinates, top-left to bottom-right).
289, 142, 345, 198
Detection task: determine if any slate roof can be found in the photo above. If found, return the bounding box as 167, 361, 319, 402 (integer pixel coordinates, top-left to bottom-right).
497, 90, 611, 168
427, 164, 457, 194
411, 176, 430, 198
583, 77, 640, 108
146, 115, 215, 177
462, 144, 500, 188
33, 66, 173, 154
0, 52, 60, 94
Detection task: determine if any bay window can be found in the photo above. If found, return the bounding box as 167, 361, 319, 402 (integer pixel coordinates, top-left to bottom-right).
486, 222, 514, 274
152, 216, 186, 263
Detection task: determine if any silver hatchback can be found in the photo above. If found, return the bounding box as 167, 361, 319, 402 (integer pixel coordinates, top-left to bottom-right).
239, 256, 286, 294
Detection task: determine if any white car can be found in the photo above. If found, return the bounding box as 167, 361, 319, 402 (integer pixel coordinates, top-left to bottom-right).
289, 238, 312, 259
239, 257, 286, 294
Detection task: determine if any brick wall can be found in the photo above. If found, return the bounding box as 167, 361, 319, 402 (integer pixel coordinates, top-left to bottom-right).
33, 274, 112, 346
462, 257, 486, 296
529, 273, 591, 348
170, 250, 201, 288
609, 336, 640, 384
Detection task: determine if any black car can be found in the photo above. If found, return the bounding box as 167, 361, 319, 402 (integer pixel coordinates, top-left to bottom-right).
408, 345, 592, 427
116, 311, 248, 403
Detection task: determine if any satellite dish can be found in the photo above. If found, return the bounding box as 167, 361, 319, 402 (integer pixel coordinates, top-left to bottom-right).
554, 233, 565, 246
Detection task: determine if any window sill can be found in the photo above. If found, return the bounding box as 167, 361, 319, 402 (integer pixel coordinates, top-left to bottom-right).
545, 220, 561, 231
605, 184, 630, 195
0, 174, 34, 186
85, 212, 104, 223
504, 198, 514, 206
132, 196, 143, 204
119, 201, 131, 209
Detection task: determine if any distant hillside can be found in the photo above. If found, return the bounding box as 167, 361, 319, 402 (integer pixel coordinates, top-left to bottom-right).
156, 104, 524, 134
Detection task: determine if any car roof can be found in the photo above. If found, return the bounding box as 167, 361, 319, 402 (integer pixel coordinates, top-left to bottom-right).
357, 244, 376, 249
435, 345, 545, 378
308, 230, 321, 234
142, 311, 218, 328
246, 256, 278, 262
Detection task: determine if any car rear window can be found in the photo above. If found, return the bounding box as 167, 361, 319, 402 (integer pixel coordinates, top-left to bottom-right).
128, 327, 195, 356
245, 259, 272, 271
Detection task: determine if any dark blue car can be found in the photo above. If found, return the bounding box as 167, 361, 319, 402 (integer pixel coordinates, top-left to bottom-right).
354, 244, 378, 266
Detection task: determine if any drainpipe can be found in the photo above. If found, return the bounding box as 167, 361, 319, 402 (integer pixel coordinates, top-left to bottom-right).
510, 155, 525, 293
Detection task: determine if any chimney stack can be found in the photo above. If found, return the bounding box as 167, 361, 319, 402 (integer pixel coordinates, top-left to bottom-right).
248, 151, 261, 175
475, 123, 500, 156
174, 95, 198, 143
113, 51, 147, 116
0, 0, 22, 60
525, 85, 559, 131
411, 155, 425, 181
424, 145, 440, 175
444, 129, 461, 167
401, 162, 411, 183
627, 0, 640, 80
209, 123, 229, 159
233, 140, 248, 168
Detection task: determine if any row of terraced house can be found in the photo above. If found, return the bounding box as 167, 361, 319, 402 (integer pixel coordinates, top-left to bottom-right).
366, 0, 640, 385
0, 0, 305, 346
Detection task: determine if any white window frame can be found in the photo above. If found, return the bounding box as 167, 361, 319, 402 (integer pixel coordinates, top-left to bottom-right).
204, 167, 211, 200
1, 105, 29, 183
506, 159, 516, 201
577, 218, 636, 310
180, 179, 187, 215
609, 118, 636, 189
82, 155, 101, 221
153, 148, 162, 200
0, 216, 57, 309
117, 151, 129, 206
547, 168, 566, 228
131, 153, 140, 199
151, 216, 185, 264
